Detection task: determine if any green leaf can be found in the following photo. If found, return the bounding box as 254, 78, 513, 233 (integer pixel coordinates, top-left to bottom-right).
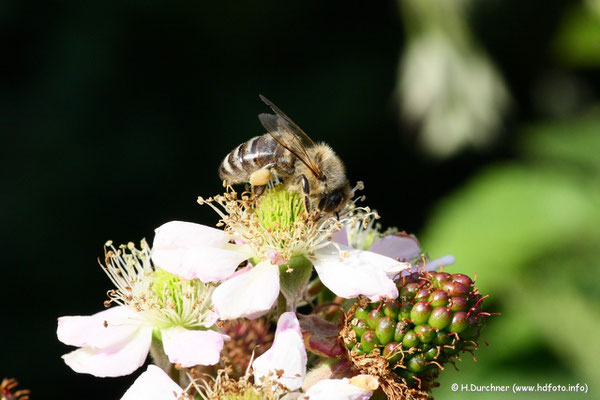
421, 164, 597, 295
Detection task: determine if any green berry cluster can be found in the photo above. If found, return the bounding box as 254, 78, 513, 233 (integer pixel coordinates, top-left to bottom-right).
345, 271, 490, 386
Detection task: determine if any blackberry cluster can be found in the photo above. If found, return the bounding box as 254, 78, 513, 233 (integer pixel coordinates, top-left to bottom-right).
345, 271, 490, 386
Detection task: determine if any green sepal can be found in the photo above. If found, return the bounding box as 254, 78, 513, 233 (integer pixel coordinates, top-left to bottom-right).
278, 255, 313, 311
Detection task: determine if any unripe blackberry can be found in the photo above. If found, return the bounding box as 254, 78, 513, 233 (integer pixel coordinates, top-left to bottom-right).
415, 324, 435, 343
352, 319, 369, 337
376, 317, 396, 344
361, 329, 378, 353
355, 306, 369, 320
343, 270, 492, 391
383, 300, 401, 320
383, 342, 403, 363
410, 301, 432, 324
429, 290, 449, 307
367, 308, 385, 329
394, 320, 409, 342
428, 306, 452, 329
402, 330, 419, 348
400, 282, 419, 300
415, 288, 431, 302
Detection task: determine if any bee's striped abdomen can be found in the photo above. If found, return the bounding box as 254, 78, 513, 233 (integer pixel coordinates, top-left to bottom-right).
219, 134, 294, 183
241, 135, 278, 170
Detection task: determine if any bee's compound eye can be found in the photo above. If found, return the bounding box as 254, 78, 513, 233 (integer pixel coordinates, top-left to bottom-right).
301, 175, 310, 195
318, 197, 327, 211
319, 192, 345, 213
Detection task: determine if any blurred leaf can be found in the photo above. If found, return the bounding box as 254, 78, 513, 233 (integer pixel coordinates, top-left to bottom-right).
477, 300, 540, 364
553, 4, 600, 67
520, 115, 600, 172
420, 116, 600, 393
516, 269, 600, 385
421, 164, 598, 295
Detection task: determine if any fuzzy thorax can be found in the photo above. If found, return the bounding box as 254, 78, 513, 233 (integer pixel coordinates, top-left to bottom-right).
102, 240, 215, 330
290, 143, 348, 197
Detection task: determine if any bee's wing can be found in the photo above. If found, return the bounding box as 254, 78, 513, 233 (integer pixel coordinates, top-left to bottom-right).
259, 95, 316, 147
258, 95, 322, 178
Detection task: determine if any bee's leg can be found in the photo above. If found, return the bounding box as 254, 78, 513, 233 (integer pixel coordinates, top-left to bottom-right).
303, 196, 311, 214
299, 174, 311, 212
253, 184, 266, 197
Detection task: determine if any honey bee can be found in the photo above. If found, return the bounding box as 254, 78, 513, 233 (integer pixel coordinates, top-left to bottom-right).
219, 95, 351, 214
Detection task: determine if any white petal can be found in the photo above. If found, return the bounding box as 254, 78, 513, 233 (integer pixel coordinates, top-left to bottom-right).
57, 306, 141, 349
121, 365, 183, 400
161, 327, 228, 367
154, 220, 229, 248
253, 312, 307, 391
282, 394, 302, 400
302, 378, 373, 400
313, 245, 406, 302
212, 260, 280, 320
152, 220, 250, 282
331, 227, 349, 246
153, 244, 250, 282
62, 326, 153, 377
369, 233, 420, 261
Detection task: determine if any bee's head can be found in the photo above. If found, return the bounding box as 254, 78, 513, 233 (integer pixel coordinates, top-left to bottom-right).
317, 184, 352, 214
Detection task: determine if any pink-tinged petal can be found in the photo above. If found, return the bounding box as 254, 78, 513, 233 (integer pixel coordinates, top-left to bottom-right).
212, 260, 280, 320
121, 365, 182, 400
57, 306, 141, 349
227, 263, 253, 279
301, 378, 375, 400
62, 326, 153, 377
201, 310, 219, 328
152, 221, 250, 282
425, 255, 455, 270
400, 255, 456, 277
312, 246, 405, 302
253, 312, 307, 391
331, 227, 349, 246
369, 233, 420, 261
298, 314, 344, 358
161, 327, 228, 367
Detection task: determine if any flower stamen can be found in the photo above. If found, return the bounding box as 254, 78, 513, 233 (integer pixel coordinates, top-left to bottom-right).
101, 240, 215, 330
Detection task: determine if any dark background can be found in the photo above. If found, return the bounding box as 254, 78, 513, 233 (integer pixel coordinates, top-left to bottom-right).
1, 0, 596, 398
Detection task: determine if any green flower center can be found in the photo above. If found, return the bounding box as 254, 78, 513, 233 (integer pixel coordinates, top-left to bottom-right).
147, 268, 214, 329
151, 268, 185, 305
255, 185, 306, 232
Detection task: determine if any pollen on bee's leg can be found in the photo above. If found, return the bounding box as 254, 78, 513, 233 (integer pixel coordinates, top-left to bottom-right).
249, 168, 272, 186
